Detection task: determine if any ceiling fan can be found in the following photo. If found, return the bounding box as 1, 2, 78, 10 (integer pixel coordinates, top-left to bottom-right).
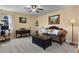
24, 5, 44, 13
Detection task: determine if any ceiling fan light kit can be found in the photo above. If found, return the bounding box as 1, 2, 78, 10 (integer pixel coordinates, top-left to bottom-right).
24, 5, 44, 13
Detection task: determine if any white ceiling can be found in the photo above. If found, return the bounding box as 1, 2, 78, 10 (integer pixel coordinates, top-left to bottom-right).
0, 5, 74, 16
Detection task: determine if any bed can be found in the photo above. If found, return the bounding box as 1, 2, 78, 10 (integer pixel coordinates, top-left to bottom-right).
42, 26, 68, 45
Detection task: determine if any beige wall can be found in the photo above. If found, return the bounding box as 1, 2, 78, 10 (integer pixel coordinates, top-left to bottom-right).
37, 6, 78, 44
77, 6, 79, 49
0, 10, 36, 39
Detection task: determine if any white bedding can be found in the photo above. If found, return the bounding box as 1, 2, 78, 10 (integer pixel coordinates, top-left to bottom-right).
51, 29, 60, 35
38, 28, 60, 35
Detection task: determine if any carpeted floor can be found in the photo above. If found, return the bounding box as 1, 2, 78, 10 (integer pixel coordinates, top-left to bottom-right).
0, 36, 77, 53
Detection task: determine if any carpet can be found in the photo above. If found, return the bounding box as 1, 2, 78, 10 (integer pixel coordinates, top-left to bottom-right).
0, 36, 76, 53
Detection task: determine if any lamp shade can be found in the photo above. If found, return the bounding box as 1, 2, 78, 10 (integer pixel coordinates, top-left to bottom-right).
70, 19, 76, 24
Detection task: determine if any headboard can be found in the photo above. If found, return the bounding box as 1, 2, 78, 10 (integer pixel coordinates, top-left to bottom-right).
48, 26, 63, 30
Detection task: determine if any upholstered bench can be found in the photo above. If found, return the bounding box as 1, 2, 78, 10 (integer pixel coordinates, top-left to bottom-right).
32, 35, 52, 50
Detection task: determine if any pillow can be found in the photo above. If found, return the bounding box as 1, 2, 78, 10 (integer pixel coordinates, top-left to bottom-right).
48, 29, 52, 34
51, 29, 60, 35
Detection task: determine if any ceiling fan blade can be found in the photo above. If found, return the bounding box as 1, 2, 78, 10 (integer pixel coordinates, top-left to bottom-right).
36, 10, 39, 13
24, 7, 31, 11
24, 7, 31, 9
37, 8, 44, 10
29, 10, 32, 12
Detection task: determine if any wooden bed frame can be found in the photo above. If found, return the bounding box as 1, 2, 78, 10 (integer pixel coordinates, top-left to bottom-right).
43, 26, 68, 45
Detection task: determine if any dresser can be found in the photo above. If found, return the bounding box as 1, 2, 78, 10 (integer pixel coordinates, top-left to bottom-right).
16, 29, 30, 38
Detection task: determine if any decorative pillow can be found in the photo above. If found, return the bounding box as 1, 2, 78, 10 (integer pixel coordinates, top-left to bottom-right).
51, 29, 60, 35
48, 29, 52, 34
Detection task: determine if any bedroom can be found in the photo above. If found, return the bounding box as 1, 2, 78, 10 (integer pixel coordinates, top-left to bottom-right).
0, 5, 79, 53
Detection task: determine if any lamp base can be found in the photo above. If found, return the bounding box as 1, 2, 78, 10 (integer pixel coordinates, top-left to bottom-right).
70, 43, 75, 46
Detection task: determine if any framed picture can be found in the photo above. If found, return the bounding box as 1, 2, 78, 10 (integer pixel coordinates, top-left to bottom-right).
19, 17, 27, 23
49, 14, 60, 24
